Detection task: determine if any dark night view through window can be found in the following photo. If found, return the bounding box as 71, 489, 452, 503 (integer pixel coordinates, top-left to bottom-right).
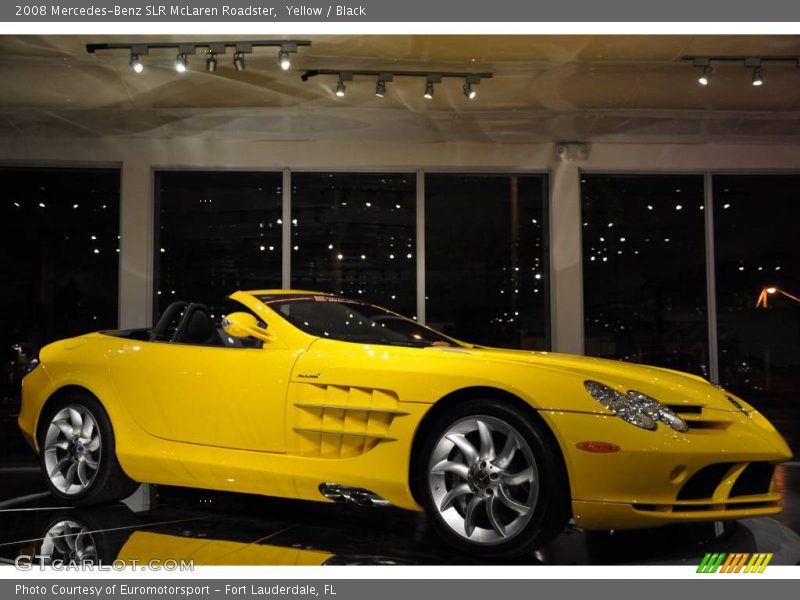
581, 174, 708, 376
425, 174, 549, 349
290, 172, 417, 319
0, 167, 120, 404
714, 175, 800, 402
156, 171, 283, 318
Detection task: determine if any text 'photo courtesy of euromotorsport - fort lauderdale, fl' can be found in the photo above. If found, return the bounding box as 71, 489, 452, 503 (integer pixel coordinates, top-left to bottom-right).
1, 0, 800, 598
15, 584, 329, 596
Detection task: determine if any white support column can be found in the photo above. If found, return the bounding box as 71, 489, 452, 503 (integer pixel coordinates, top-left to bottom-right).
118, 158, 153, 329
549, 159, 584, 355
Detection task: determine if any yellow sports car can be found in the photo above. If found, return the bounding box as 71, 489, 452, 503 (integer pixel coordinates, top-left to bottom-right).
19, 290, 793, 558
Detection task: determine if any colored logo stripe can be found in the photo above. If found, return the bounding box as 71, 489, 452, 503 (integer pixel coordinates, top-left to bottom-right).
697, 552, 773, 573
745, 553, 773, 573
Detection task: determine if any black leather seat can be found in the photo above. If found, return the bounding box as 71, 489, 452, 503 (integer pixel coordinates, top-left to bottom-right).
172, 303, 221, 346
150, 301, 188, 342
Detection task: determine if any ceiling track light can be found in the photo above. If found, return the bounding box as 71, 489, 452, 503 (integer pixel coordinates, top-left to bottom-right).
205, 52, 217, 72
463, 82, 476, 99
692, 58, 713, 87
692, 58, 711, 86
277, 42, 299, 71
175, 52, 188, 73
301, 69, 492, 101
233, 51, 246, 71
698, 65, 713, 86
684, 55, 800, 89
86, 40, 311, 73
374, 72, 393, 98
128, 44, 147, 74
463, 74, 482, 99
752, 66, 764, 87
423, 74, 440, 100
334, 72, 354, 98
174, 44, 195, 73
129, 53, 143, 73
278, 50, 291, 71
745, 58, 764, 87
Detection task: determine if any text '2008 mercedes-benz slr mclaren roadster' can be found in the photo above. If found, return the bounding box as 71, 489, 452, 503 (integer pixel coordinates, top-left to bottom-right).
19, 290, 793, 557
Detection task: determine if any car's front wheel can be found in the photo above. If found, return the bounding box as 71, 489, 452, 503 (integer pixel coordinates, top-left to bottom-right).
39, 393, 139, 505
417, 400, 569, 558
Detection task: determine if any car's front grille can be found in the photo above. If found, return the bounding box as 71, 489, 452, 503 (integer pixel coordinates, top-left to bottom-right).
674, 460, 776, 504
677, 462, 737, 500
730, 462, 775, 497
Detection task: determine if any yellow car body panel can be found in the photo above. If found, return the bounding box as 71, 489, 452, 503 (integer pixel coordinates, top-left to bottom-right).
117, 531, 333, 566
18, 289, 793, 529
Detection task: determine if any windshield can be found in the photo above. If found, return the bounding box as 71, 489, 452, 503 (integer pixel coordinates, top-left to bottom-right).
259, 294, 459, 348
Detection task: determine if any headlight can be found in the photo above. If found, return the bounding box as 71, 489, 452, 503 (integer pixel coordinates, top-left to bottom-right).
584, 380, 688, 432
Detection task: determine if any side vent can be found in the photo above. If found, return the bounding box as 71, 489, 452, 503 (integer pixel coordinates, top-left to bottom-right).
664, 405, 732, 431
291, 383, 408, 458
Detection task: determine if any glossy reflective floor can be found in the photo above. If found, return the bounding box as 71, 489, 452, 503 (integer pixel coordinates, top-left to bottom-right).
2, 400, 800, 566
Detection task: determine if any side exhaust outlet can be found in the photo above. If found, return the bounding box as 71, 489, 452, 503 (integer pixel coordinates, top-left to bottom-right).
318, 483, 391, 507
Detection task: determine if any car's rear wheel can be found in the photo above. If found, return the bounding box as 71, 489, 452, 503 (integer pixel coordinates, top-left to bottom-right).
39, 393, 139, 506
417, 399, 569, 558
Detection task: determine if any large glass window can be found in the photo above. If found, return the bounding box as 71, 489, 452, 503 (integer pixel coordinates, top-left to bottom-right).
290, 172, 417, 318
714, 175, 800, 403
155, 171, 283, 318
0, 167, 119, 404
425, 174, 549, 349
582, 175, 708, 376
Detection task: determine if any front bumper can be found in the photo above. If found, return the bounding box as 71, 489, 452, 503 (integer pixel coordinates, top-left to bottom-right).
540, 407, 792, 531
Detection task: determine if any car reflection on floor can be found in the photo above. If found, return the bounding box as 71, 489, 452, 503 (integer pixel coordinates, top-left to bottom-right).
1, 483, 800, 566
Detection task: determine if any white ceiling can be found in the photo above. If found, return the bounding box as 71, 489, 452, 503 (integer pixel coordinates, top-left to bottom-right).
1, 35, 799, 144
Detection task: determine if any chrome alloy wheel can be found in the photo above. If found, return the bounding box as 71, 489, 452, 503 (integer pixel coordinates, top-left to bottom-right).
427, 415, 539, 544
40, 519, 98, 564
43, 406, 102, 495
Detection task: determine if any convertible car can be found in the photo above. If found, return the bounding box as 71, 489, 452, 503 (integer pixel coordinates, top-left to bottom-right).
19, 290, 793, 557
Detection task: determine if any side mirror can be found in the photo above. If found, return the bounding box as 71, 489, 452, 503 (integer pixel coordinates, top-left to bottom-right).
221, 312, 272, 343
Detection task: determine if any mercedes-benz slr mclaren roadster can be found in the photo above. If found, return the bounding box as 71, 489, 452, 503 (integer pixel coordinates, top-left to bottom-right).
19, 290, 793, 557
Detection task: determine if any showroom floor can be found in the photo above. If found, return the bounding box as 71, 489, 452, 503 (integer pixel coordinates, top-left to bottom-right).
2, 400, 799, 566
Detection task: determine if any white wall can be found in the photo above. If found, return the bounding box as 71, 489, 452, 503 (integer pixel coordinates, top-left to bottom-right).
3, 136, 800, 357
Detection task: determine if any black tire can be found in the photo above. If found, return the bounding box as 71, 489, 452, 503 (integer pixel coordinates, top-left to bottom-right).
38, 392, 139, 506
416, 399, 570, 559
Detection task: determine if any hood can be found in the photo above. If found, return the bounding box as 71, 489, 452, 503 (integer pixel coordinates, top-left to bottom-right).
433, 345, 738, 412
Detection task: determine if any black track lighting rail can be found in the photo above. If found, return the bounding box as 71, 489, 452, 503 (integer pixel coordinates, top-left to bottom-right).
682, 55, 800, 64
87, 40, 312, 54
303, 69, 492, 99
301, 69, 493, 82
